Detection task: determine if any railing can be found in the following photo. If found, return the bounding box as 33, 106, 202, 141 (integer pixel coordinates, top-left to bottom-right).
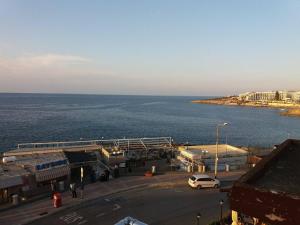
17, 137, 173, 151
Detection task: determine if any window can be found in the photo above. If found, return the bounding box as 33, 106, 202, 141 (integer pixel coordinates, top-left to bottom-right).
198, 178, 211, 181
197, 178, 207, 181
190, 176, 196, 181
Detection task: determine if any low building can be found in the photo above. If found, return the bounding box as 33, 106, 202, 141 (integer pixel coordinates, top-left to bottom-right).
177, 144, 248, 172
0, 163, 31, 203
10, 152, 71, 194
230, 139, 300, 225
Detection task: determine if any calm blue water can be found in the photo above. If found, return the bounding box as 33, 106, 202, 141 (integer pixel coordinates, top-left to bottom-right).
0, 93, 299, 152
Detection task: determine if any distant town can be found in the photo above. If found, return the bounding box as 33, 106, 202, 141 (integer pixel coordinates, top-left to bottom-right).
193, 90, 300, 117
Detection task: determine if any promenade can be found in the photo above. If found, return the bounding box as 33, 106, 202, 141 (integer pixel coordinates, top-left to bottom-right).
0, 170, 245, 225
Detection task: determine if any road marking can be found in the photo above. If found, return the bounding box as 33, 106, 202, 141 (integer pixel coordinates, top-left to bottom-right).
78, 220, 88, 225
59, 212, 87, 224
104, 198, 110, 202
96, 212, 106, 218
113, 204, 121, 211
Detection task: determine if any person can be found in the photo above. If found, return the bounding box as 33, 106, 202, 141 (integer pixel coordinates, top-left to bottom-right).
100, 172, 106, 182
113, 164, 119, 178
70, 183, 77, 198
104, 169, 110, 181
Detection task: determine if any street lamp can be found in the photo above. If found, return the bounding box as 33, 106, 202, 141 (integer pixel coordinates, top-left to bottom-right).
214, 122, 229, 178
219, 199, 224, 225
196, 212, 201, 225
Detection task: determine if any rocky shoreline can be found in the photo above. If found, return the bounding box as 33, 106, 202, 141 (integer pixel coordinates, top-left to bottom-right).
280, 108, 300, 117
192, 96, 300, 117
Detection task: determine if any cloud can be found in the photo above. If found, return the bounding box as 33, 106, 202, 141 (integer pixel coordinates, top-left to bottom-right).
17, 54, 90, 66
0, 53, 91, 74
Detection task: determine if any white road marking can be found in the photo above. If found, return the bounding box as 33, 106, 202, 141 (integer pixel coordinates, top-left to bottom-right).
78, 220, 88, 225
113, 204, 121, 211
104, 198, 110, 202
95, 212, 106, 218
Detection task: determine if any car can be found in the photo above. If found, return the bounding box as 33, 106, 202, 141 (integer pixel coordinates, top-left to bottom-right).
188, 174, 220, 189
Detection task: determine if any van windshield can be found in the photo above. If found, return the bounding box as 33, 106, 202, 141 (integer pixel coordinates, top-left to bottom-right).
190, 176, 196, 181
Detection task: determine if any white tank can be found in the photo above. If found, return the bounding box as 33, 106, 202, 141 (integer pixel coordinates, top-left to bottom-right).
2, 156, 17, 163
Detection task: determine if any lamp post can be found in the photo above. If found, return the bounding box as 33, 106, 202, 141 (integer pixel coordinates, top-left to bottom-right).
214, 122, 228, 178
219, 199, 224, 225
196, 212, 201, 225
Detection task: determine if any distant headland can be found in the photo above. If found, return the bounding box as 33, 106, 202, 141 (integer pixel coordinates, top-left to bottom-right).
192, 91, 300, 117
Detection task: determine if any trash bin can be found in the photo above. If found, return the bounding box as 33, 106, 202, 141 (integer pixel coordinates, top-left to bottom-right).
12, 194, 19, 205
53, 192, 62, 208
58, 181, 64, 192
151, 166, 156, 174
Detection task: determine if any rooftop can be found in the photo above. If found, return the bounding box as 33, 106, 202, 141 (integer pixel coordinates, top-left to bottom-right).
230, 139, 300, 225
250, 141, 300, 195
178, 144, 248, 157
4, 145, 101, 156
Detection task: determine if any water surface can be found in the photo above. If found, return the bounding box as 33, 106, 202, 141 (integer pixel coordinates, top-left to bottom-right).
0, 93, 299, 151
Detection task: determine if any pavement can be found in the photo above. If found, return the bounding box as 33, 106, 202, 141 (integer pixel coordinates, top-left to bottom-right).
0, 170, 245, 225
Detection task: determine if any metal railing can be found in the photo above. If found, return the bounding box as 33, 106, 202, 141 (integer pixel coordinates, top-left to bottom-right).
17, 137, 173, 151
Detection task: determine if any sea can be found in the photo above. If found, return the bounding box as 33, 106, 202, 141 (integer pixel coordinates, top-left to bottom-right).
0, 93, 299, 152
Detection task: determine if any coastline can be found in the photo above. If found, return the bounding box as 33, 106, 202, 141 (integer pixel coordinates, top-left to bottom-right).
192, 96, 300, 117
280, 108, 300, 117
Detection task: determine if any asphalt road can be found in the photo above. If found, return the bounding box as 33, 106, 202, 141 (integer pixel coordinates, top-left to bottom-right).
28, 182, 232, 225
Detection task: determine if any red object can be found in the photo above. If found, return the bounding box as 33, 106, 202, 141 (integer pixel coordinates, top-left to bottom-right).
144, 171, 153, 177
53, 192, 62, 208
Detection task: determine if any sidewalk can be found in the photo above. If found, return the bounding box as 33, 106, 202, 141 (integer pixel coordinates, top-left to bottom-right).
0, 170, 245, 225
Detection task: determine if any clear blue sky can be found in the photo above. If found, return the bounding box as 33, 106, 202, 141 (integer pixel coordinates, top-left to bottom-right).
0, 0, 300, 96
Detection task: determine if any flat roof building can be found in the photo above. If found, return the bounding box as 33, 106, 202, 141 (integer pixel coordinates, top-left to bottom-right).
177, 144, 249, 171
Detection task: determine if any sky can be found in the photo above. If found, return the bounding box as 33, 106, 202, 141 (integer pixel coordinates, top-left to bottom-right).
0, 0, 300, 96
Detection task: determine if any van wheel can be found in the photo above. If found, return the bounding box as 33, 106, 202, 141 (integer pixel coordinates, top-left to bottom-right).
197, 185, 202, 190
214, 184, 219, 188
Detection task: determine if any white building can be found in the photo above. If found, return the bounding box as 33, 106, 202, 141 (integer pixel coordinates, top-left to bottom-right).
238, 91, 300, 102
177, 144, 248, 172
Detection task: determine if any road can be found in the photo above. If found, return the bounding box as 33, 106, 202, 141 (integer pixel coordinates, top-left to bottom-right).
28, 182, 232, 225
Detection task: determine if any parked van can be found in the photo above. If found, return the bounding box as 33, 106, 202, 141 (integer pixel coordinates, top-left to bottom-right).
188, 174, 220, 189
